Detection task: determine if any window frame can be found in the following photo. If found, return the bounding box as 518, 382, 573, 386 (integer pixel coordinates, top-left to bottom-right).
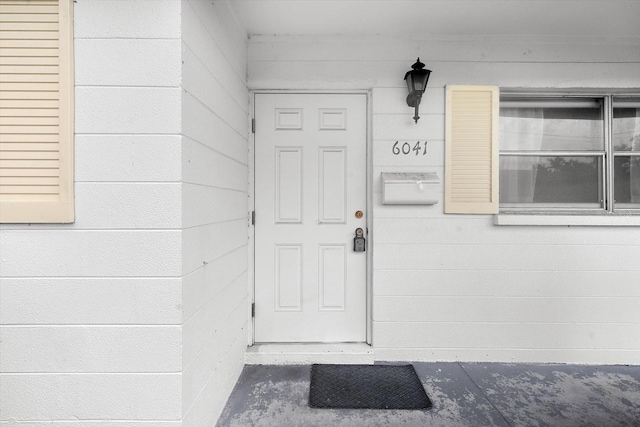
498, 89, 640, 217
611, 95, 640, 211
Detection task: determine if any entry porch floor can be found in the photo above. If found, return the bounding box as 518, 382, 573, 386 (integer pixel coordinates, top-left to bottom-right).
216, 362, 640, 427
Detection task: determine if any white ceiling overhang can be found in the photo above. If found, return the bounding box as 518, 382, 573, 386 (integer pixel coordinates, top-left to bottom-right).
226, 0, 640, 38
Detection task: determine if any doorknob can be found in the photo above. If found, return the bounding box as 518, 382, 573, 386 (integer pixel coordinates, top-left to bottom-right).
353, 228, 365, 252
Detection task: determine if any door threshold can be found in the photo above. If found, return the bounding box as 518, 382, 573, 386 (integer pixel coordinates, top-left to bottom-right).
245, 343, 374, 365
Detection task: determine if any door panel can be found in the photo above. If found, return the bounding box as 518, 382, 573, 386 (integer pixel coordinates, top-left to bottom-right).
254, 93, 367, 343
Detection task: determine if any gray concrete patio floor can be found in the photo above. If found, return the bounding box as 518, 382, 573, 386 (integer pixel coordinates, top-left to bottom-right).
216, 362, 640, 427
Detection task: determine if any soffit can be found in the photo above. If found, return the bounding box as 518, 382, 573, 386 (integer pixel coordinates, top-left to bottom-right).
227, 0, 640, 38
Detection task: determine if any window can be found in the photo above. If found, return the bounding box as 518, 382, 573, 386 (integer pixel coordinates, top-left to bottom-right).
0, 0, 74, 223
499, 93, 640, 213
613, 97, 640, 209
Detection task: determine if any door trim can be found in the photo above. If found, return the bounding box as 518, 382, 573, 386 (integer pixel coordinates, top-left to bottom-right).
248, 90, 373, 346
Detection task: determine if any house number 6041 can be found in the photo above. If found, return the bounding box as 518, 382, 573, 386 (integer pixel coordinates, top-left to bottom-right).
392, 141, 427, 156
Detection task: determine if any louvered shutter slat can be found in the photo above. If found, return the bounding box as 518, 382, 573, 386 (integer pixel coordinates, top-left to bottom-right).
1, 150, 59, 160
0, 107, 58, 116
0, 165, 59, 177
1, 74, 59, 83
1, 48, 59, 59
1, 65, 58, 73
0, 91, 59, 100
0, 30, 59, 40
0, 39, 58, 48
0, 82, 60, 92
0, 125, 59, 134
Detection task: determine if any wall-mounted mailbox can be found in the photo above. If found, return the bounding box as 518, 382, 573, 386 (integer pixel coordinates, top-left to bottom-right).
381, 172, 440, 205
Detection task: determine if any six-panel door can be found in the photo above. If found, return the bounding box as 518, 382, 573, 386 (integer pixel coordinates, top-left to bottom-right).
254, 93, 367, 342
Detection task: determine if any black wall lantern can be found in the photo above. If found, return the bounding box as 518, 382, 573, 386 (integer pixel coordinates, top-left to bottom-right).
404, 58, 432, 123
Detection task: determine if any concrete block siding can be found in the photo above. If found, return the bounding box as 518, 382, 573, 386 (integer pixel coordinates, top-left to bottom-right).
248, 34, 640, 365
0, 0, 248, 425
180, 0, 249, 424
1, 0, 183, 423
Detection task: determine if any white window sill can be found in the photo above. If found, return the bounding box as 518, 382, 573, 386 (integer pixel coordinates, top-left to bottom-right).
494, 213, 640, 226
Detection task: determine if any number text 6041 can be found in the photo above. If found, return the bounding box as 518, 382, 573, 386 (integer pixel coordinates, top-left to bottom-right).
392, 141, 427, 156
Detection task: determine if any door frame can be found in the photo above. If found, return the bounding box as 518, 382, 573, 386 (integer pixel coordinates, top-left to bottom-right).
248, 90, 373, 346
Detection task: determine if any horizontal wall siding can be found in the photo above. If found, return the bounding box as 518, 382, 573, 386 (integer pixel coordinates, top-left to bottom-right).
0, 278, 182, 325
180, 0, 249, 425
75, 135, 181, 183
249, 35, 640, 63
249, 34, 640, 364
374, 270, 640, 297
375, 322, 640, 349
375, 297, 640, 323
2, 374, 181, 421
1, 326, 181, 373
75, 87, 181, 134
73, 0, 181, 39
374, 244, 639, 271
0, 230, 181, 277
250, 61, 640, 89
75, 39, 181, 87
0, 1, 183, 424
182, 274, 248, 411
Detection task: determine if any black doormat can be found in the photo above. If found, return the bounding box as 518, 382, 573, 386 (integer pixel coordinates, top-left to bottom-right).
309, 364, 432, 410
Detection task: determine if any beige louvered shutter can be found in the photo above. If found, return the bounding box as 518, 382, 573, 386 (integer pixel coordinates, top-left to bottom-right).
0, 0, 74, 223
444, 85, 499, 214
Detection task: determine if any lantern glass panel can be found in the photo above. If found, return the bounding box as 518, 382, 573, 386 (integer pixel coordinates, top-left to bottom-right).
405, 74, 415, 93
414, 70, 430, 92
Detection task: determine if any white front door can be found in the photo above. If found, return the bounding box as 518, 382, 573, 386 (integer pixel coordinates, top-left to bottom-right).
254, 93, 367, 343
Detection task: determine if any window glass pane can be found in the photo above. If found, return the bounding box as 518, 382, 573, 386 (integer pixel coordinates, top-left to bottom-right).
500, 156, 602, 207
613, 97, 640, 152
614, 156, 640, 208
500, 98, 604, 151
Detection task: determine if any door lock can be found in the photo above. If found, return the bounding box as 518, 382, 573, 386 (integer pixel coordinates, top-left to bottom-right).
353, 228, 366, 252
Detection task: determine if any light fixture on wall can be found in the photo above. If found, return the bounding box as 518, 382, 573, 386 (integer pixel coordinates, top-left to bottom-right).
404, 58, 431, 124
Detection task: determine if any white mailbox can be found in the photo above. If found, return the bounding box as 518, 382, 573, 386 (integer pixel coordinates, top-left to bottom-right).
381, 172, 440, 205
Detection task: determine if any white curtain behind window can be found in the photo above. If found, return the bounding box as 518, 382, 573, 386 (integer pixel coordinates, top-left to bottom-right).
500, 108, 544, 202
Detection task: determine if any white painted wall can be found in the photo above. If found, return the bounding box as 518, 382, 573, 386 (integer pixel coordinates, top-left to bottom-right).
180, 1, 249, 426
0, 0, 183, 424
249, 35, 640, 364
1, 0, 249, 425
